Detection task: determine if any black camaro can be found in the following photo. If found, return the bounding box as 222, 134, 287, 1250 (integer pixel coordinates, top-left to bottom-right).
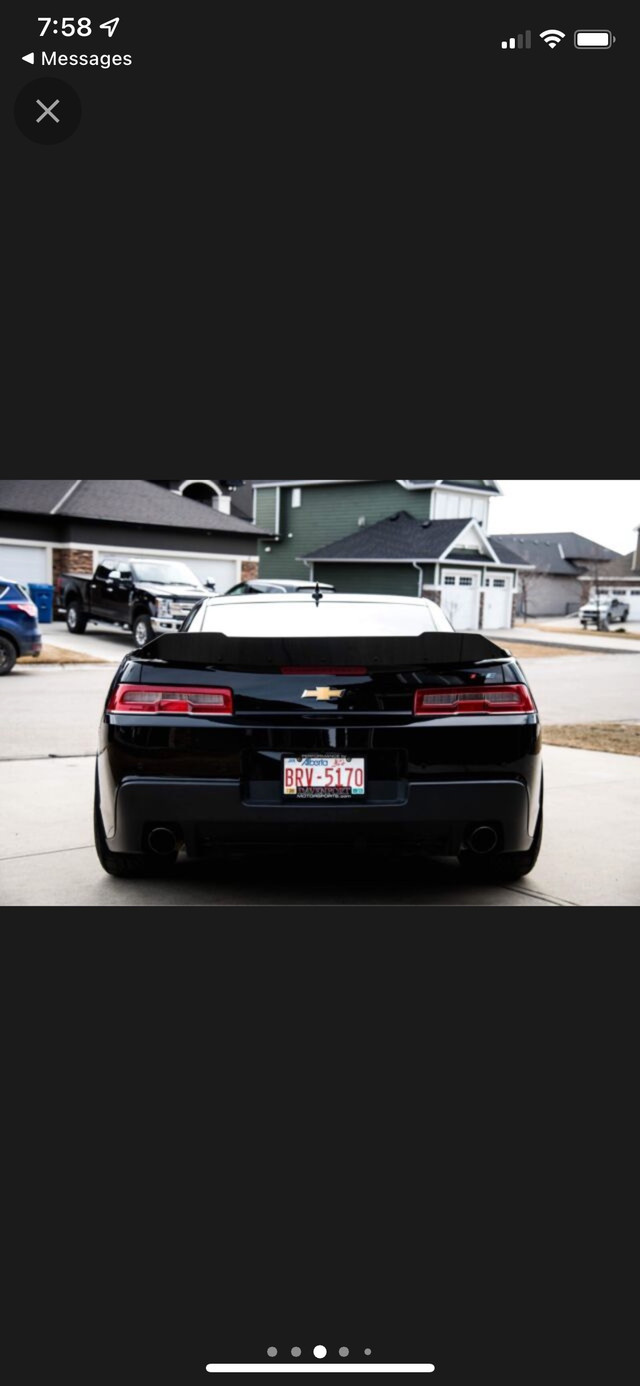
94, 593, 543, 881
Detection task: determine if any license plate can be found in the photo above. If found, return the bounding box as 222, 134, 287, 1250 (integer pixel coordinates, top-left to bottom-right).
283, 755, 366, 800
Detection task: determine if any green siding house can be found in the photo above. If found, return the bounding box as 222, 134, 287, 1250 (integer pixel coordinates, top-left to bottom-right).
252, 480, 528, 629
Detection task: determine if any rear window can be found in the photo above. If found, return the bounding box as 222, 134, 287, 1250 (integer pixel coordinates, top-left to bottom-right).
0, 582, 29, 601
196, 598, 453, 637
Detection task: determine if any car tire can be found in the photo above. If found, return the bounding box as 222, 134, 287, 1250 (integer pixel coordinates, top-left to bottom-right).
133, 614, 153, 648
0, 635, 17, 676
66, 601, 87, 634
94, 767, 177, 878
458, 798, 544, 885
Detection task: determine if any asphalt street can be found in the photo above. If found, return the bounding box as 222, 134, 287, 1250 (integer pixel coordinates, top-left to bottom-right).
526, 654, 640, 725
1, 655, 638, 907
2, 649, 639, 763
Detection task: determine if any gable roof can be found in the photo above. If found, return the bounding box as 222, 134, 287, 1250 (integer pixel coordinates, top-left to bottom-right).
599, 552, 640, 580
251, 479, 500, 493
304, 513, 526, 565
398, 480, 502, 493
492, 532, 621, 575
0, 479, 264, 535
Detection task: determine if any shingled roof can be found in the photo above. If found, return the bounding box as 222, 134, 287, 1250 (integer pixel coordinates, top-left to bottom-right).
304, 513, 525, 565
250, 479, 500, 492
0, 479, 264, 535
400, 480, 501, 492
492, 532, 621, 576
598, 552, 640, 580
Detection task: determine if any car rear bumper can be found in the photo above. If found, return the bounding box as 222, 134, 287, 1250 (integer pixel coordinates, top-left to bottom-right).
103, 775, 538, 857
19, 631, 42, 656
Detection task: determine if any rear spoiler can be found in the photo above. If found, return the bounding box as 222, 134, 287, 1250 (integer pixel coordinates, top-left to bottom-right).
136, 632, 511, 668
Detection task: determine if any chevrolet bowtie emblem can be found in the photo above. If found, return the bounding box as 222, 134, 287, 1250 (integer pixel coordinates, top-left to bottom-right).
302, 687, 346, 702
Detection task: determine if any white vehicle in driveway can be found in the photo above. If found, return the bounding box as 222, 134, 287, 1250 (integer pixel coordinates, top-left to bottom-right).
579, 597, 629, 629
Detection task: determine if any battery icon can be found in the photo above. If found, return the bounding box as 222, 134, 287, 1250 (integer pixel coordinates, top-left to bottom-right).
574, 30, 615, 48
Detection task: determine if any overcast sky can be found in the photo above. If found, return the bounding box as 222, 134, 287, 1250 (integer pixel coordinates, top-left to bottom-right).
491, 480, 639, 556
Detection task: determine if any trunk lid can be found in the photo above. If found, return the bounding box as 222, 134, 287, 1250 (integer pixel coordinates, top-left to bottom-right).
126, 631, 514, 719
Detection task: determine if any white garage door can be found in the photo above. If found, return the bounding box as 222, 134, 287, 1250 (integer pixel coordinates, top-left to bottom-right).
98, 553, 239, 594
483, 576, 512, 628
0, 544, 48, 585
600, 587, 640, 619
180, 557, 238, 592
440, 572, 480, 630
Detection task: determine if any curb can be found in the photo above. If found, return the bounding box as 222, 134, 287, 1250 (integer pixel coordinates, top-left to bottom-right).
506, 637, 639, 656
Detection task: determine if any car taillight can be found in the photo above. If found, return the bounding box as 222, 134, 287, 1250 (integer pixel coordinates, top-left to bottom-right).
414, 684, 536, 715
108, 684, 234, 715
7, 601, 38, 618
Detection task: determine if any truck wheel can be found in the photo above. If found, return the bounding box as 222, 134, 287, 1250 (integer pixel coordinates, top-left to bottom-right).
66, 601, 87, 634
0, 635, 17, 676
133, 614, 153, 648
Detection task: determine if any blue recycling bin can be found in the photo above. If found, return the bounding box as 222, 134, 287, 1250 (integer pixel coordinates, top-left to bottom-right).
29, 583, 54, 624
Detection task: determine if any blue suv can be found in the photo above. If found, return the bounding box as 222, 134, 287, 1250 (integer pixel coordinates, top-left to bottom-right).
0, 579, 42, 675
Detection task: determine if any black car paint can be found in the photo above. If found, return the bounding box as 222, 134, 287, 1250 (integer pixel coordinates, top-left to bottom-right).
97, 651, 542, 860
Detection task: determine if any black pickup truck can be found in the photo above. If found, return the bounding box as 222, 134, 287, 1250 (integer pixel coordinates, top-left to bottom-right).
57, 559, 212, 647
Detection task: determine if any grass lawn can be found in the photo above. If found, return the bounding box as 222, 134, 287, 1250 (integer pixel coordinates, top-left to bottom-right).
543, 723, 640, 756
18, 644, 111, 666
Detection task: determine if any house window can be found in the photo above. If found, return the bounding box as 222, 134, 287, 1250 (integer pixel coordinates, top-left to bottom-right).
459, 577, 473, 587
493, 579, 506, 588
291, 488, 302, 509
444, 576, 456, 586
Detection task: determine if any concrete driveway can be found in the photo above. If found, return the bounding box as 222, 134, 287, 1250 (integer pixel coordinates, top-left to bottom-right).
0, 747, 638, 906
38, 620, 136, 661
1, 661, 638, 908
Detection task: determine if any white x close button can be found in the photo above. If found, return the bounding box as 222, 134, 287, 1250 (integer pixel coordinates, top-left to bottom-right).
15, 78, 82, 143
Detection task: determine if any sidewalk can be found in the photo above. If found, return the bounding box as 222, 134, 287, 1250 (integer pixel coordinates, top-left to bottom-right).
490, 625, 640, 655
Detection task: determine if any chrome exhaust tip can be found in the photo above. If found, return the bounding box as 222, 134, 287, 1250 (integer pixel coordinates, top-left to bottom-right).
147, 827, 178, 856
467, 825, 499, 856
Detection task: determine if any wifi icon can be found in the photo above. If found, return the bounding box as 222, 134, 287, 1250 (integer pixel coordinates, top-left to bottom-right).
540, 29, 566, 48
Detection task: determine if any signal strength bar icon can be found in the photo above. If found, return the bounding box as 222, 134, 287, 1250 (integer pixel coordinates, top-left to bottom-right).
501, 31, 531, 50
